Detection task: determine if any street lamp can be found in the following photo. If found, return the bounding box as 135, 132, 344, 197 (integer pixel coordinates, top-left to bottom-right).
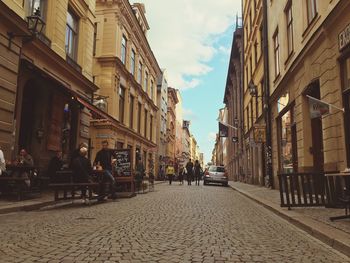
7, 8, 45, 48
248, 80, 258, 97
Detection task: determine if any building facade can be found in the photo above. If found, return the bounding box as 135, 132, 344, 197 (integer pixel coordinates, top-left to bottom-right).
166, 87, 178, 164
267, 0, 350, 188
92, 1, 161, 173
156, 70, 168, 178
224, 26, 244, 181
0, 0, 98, 169
243, 0, 266, 186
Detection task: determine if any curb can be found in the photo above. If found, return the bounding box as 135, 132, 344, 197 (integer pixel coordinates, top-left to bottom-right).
0, 200, 57, 215
229, 184, 350, 258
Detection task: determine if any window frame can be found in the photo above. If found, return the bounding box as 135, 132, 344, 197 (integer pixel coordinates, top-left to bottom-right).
138, 61, 143, 84
119, 85, 125, 123
121, 35, 127, 65
273, 28, 280, 79
65, 8, 79, 61
285, 2, 294, 56
130, 49, 136, 75
306, 0, 317, 25
129, 94, 134, 129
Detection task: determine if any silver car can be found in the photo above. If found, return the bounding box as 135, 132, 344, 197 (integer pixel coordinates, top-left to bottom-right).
203, 166, 228, 186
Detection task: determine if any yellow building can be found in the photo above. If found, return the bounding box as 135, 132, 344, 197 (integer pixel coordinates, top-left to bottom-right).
0, 0, 98, 168
243, 0, 265, 185
91, 1, 161, 173
267, 0, 350, 187
166, 87, 178, 164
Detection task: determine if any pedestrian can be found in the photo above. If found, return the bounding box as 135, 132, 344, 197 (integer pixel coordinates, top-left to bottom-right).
135, 155, 145, 191
166, 163, 175, 185
70, 142, 88, 169
186, 159, 194, 186
194, 160, 202, 186
94, 140, 117, 201
0, 146, 6, 176
178, 166, 184, 185
71, 147, 92, 203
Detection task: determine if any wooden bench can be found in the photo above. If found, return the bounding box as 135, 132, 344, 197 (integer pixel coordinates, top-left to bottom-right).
49, 182, 99, 201
0, 176, 42, 201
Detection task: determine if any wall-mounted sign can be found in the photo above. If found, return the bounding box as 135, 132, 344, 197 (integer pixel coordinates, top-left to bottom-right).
339, 23, 350, 51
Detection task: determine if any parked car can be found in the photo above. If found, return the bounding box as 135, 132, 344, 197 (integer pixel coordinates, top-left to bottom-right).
203, 166, 228, 186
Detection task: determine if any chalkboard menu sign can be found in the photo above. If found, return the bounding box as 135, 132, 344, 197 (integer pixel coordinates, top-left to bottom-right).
113, 149, 132, 177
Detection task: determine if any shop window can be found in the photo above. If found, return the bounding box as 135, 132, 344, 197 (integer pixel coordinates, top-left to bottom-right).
278, 104, 296, 173
342, 57, 350, 167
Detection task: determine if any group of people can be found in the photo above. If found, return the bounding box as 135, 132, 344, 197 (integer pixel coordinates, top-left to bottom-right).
166, 159, 203, 186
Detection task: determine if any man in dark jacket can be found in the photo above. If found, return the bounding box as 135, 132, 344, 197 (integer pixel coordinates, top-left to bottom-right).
71, 147, 92, 202
186, 159, 194, 186
94, 140, 117, 200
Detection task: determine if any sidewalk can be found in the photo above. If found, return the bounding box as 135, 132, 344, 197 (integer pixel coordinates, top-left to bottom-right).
0, 181, 166, 215
229, 181, 350, 257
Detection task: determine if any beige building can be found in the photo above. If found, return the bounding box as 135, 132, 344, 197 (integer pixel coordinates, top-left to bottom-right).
243, 0, 266, 186
92, 1, 161, 173
267, 0, 350, 187
166, 87, 178, 164
0, 0, 98, 169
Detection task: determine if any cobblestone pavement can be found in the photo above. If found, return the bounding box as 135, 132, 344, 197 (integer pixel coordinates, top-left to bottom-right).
0, 183, 349, 263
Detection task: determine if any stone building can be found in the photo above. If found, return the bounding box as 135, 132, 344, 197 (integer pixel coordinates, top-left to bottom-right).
156, 70, 168, 178
92, 1, 161, 173
267, 0, 350, 187
242, 0, 266, 185
166, 87, 178, 164
223, 26, 244, 181
0, 0, 99, 169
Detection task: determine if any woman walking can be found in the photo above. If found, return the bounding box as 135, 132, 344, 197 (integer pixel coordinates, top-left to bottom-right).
194, 160, 202, 186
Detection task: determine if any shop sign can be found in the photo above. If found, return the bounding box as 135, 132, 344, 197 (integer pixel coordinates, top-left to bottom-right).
96, 134, 112, 139
339, 23, 350, 51
253, 125, 266, 143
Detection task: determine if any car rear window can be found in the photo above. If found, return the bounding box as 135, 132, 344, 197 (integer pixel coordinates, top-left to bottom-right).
209, 166, 225, 172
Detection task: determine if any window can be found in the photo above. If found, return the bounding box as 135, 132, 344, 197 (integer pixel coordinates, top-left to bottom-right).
26, 0, 45, 20
150, 115, 153, 141
144, 71, 149, 92
259, 25, 263, 57
144, 109, 148, 138
93, 23, 97, 56
130, 49, 135, 75
138, 61, 142, 84
119, 85, 125, 123
129, 95, 134, 129
121, 35, 127, 65
150, 80, 154, 100
285, 3, 294, 55
273, 29, 280, 78
137, 102, 142, 133
66, 9, 79, 60
306, 0, 317, 24
278, 107, 295, 173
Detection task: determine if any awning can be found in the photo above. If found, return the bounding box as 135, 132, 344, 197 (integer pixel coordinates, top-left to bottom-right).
76, 97, 119, 124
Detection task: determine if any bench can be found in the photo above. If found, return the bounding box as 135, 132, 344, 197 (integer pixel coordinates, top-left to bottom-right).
49, 182, 99, 202
0, 176, 43, 201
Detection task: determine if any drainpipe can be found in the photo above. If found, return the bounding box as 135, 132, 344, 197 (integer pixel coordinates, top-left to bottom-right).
262, 0, 273, 188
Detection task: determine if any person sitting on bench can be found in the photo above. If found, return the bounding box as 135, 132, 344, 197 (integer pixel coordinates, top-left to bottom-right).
48, 151, 64, 183
71, 147, 92, 203
15, 149, 34, 187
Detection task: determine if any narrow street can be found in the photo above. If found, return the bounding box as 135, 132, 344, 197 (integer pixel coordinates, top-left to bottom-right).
0, 184, 348, 263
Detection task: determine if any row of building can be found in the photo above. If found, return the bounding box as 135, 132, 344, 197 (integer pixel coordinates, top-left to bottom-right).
214, 0, 350, 189
0, 0, 203, 178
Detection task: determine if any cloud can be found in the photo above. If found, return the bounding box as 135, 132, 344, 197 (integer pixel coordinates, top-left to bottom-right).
208, 132, 217, 142
183, 108, 198, 121
131, 0, 241, 90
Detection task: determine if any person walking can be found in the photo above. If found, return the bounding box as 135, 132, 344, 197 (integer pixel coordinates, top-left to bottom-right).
166, 163, 175, 185
94, 140, 117, 201
194, 160, 202, 186
186, 159, 194, 186
178, 166, 184, 185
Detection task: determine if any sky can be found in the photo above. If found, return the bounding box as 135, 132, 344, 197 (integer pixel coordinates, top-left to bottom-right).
131, 0, 242, 163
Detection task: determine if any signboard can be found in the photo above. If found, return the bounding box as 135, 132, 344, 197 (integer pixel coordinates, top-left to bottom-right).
339, 23, 350, 51
253, 125, 266, 143
113, 149, 132, 177
219, 122, 228, 138
232, 136, 239, 143
308, 96, 330, 119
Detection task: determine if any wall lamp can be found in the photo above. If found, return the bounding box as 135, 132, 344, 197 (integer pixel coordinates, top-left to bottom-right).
7, 8, 45, 49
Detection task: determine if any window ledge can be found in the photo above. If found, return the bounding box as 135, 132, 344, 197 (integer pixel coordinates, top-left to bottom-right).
66, 55, 82, 73
302, 14, 320, 40
284, 51, 295, 68
273, 73, 281, 84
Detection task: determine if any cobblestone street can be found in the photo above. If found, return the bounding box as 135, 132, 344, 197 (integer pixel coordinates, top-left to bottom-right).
0, 183, 349, 263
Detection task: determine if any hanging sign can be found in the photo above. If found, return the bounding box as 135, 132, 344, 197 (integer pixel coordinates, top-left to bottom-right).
253, 125, 266, 143
308, 96, 330, 119
219, 122, 228, 138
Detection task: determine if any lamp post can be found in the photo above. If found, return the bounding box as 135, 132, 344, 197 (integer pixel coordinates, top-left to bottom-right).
7, 7, 45, 48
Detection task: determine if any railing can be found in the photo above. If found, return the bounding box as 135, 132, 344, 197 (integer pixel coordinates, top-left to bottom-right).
278, 171, 339, 209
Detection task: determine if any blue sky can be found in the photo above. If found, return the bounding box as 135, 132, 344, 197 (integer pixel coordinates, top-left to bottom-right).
131, 0, 241, 163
